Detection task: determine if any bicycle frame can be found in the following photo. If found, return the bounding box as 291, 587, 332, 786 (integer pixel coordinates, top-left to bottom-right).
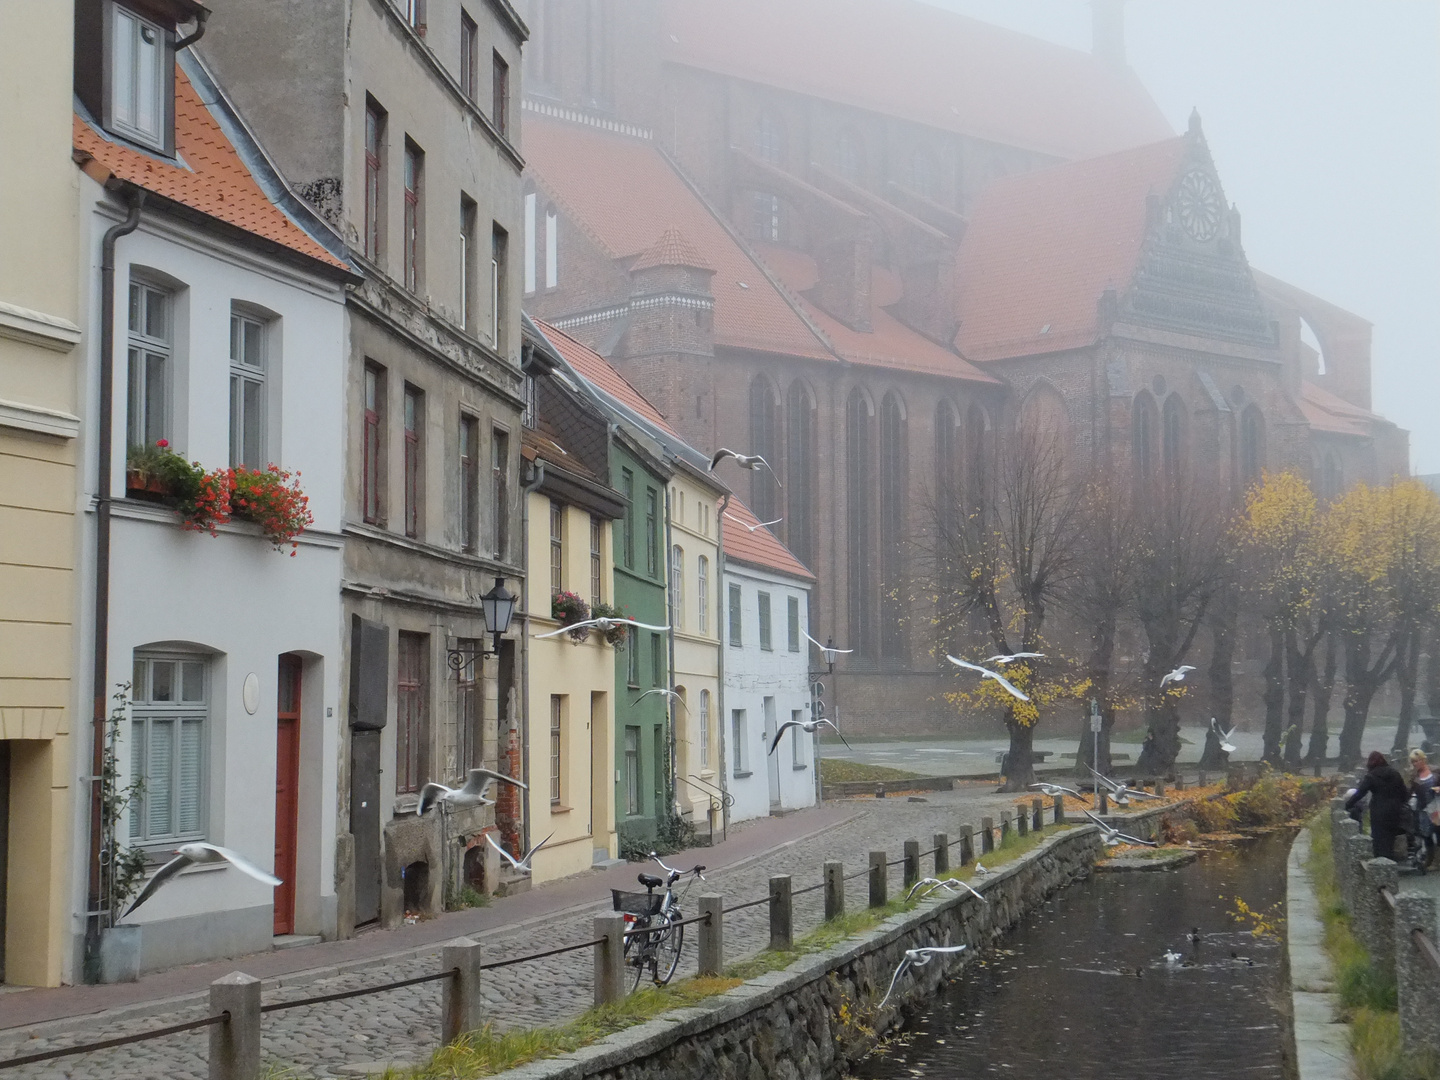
620, 853, 706, 989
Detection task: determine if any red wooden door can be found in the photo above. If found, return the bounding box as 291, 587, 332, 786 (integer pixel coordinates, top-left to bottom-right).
274, 656, 302, 936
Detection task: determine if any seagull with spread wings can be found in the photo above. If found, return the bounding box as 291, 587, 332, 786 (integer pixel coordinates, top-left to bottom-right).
803, 632, 854, 668
418, 768, 527, 816
1087, 765, 1162, 806
1160, 664, 1197, 687
768, 715, 850, 755
904, 877, 988, 905
486, 831, 553, 874
633, 687, 688, 710
985, 652, 1045, 666
878, 945, 968, 1007
534, 616, 671, 640
1030, 782, 1084, 800
1211, 717, 1237, 755
1082, 809, 1159, 847
709, 448, 782, 486
124, 843, 281, 919
945, 656, 1030, 702
723, 511, 783, 532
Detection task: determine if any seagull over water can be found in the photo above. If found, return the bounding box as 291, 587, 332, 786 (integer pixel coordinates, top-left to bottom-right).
124, 843, 281, 918
1160, 665, 1197, 688
723, 511, 783, 532
1030, 782, 1083, 799
879, 945, 968, 1007
1088, 766, 1162, 806
486, 831, 553, 874
1211, 717, 1237, 755
418, 768, 527, 815
534, 616, 671, 639
709, 448, 782, 486
985, 652, 1045, 666
945, 656, 1030, 702
768, 716, 851, 755
905, 877, 988, 905
1082, 809, 1159, 847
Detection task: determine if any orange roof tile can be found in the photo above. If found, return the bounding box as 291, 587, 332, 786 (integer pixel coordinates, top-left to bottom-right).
954, 136, 1189, 363
536, 319, 684, 440
631, 228, 714, 272
662, 0, 1172, 161
722, 497, 814, 581
523, 117, 832, 361
73, 65, 346, 271
1300, 381, 1380, 439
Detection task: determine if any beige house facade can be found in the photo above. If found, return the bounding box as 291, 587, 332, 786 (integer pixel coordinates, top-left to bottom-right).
0, 2, 83, 987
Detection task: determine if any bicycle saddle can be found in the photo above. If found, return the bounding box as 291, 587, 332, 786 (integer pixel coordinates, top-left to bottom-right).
637, 873, 664, 890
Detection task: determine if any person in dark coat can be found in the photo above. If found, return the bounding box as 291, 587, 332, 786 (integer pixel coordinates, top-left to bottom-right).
1345, 751, 1410, 860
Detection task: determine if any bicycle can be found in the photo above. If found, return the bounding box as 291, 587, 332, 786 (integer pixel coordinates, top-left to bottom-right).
610, 852, 706, 991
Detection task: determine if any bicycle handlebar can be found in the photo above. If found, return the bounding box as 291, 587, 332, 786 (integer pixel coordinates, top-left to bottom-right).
648, 852, 707, 882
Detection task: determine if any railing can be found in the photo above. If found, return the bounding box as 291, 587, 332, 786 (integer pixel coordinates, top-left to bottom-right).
0, 792, 1082, 1079
1379, 885, 1440, 979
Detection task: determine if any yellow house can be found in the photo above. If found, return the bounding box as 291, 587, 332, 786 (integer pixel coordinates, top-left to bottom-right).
0, 2, 83, 985
518, 353, 627, 884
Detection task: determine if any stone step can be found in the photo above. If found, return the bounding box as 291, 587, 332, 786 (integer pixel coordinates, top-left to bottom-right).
272, 934, 322, 951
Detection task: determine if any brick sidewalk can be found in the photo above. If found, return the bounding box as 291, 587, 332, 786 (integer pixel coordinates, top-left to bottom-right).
0, 784, 1027, 1079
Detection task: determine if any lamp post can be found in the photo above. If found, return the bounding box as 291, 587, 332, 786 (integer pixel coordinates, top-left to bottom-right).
446, 576, 518, 674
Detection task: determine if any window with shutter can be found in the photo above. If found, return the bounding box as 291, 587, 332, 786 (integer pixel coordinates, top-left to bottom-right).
130, 654, 209, 845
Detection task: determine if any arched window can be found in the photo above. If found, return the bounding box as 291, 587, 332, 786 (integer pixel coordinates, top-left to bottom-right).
699, 688, 711, 769
846, 388, 875, 657
1132, 391, 1159, 482
1161, 395, 1187, 486
879, 391, 908, 660
750, 191, 783, 244
755, 111, 785, 165
1240, 405, 1266, 488
909, 149, 938, 201
696, 555, 709, 634
935, 400, 960, 531
785, 380, 816, 568
670, 544, 685, 630
1321, 452, 1343, 500
837, 128, 864, 182
1017, 383, 1069, 452
966, 403, 989, 510
749, 375, 781, 522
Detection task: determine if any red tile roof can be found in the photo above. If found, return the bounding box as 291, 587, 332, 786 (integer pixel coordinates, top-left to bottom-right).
722, 497, 814, 581
73, 66, 345, 271
1300, 381, 1380, 438
953, 136, 1189, 363
631, 228, 714, 272
662, 0, 1172, 161
536, 319, 684, 439
524, 117, 832, 361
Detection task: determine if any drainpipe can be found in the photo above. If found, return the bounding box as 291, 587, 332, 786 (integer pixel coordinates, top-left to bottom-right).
86, 187, 145, 973
174, 8, 209, 51
664, 485, 678, 832
715, 492, 731, 840
517, 457, 545, 857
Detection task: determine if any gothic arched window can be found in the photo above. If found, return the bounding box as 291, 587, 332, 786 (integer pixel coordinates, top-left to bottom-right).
1321, 452, 1343, 499
935, 400, 960, 531
749, 374, 781, 522
785, 380, 816, 568
966, 403, 989, 511
846, 388, 876, 658
1161, 395, 1187, 486
879, 392, 908, 661
755, 111, 786, 166
1132, 391, 1159, 482
1240, 405, 1266, 488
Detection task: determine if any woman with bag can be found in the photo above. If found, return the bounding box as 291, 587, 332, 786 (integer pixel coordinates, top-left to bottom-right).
1346, 751, 1410, 860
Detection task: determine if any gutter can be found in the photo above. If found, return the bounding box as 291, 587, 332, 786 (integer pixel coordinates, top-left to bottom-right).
517, 455, 546, 858
716, 493, 731, 840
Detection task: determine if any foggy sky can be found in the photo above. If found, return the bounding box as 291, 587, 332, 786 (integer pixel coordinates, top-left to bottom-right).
926, 0, 1440, 474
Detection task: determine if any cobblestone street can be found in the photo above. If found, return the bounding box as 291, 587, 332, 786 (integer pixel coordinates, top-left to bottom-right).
0, 784, 1031, 1079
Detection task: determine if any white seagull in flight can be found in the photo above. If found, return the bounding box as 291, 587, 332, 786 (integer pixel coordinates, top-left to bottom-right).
418, 768, 527, 815
905, 877, 988, 905
723, 511, 783, 532
768, 716, 850, 755
124, 843, 281, 919
1083, 809, 1159, 847
1030, 782, 1083, 800
633, 688, 688, 710
709, 448, 782, 486
1087, 766, 1162, 806
486, 831, 553, 874
945, 656, 1030, 702
1160, 665, 1197, 687
804, 632, 854, 667
879, 945, 968, 1007
534, 616, 671, 639
1211, 717, 1237, 755
985, 652, 1045, 665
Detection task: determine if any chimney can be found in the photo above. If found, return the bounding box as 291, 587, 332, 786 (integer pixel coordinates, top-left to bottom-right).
1092, 0, 1127, 72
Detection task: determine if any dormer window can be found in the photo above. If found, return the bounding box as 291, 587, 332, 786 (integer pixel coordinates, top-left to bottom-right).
111, 5, 167, 148
75, 0, 185, 156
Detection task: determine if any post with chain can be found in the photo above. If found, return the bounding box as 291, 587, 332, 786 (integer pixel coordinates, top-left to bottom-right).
959, 824, 975, 865
933, 833, 949, 875
903, 840, 920, 890
441, 938, 483, 1045
209, 972, 261, 1080
594, 913, 626, 1006
1031, 797, 1044, 833
868, 850, 887, 908
824, 861, 845, 921
698, 894, 724, 976
769, 875, 793, 951
980, 817, 995, 855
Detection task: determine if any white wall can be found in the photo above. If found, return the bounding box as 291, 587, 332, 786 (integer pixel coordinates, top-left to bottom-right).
721, 563, 816, 823
70, 184, 347, 973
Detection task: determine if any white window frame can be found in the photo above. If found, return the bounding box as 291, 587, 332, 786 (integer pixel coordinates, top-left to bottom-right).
111, 4, 167, 150
523, 192, 537, 295
127, 280, 171, 449
731, 709, 748, 776
791, 708, 806, 768
699, 689, 711, 770
758, 591, 772, 651
129, 653, 209, 846
549, 695, 563, 804
229, 311, 267, 469
696, 556, 709, 634
545, 208, 559, 289
670, 545, 685, 631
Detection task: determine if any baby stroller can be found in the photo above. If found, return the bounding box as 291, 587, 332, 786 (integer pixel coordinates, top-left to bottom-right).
1402, 790, 1434, 874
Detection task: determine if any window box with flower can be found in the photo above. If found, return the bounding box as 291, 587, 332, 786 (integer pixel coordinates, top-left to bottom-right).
590, 602, 631, 646
231, 465, 314, 555
551, 590, 592, 642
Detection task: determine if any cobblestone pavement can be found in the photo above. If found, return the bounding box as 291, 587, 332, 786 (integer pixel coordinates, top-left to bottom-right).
2, 784, 1032, 1079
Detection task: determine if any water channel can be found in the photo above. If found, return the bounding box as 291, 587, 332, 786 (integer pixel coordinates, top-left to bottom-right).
853, 831, 1294, 1079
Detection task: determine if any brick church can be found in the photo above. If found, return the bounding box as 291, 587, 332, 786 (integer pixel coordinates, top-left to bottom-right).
517, 0, 1409, 732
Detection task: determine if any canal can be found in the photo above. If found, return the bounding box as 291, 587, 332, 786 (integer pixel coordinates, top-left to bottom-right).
853, 831, 1294, 1079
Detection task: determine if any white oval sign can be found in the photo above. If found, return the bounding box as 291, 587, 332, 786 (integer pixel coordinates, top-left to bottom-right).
242, 672, 261, 715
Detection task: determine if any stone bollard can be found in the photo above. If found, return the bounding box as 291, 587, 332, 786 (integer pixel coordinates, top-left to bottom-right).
1016, 807, 1029, 838
1343, 831, 1371, 915
1357, 859, 1399, 976
1053, 793, 1065, 824
903, 840, 921, 890
933, 833, 950, 875
441, 938, 484, 1044
209, 972, 261, 1080
869, 851, 888, 908
1031, 798, 1044, 833
1198, 770, 1208, 788
1395, 893, 1440, 1056
1174, 775, 1185, 792
824, 861, 845, 920
959, 824, 975, 866
769, 875, 793, 951
1156, 777, 1166, 798
981, 817, 995, 855
1314, 759, 1323, 778
875, 782, 886, 799
698, 894, 724, 976
594, 913, 626, 1006
1099, 790, 1109, 814
1000, 809, 1013, 845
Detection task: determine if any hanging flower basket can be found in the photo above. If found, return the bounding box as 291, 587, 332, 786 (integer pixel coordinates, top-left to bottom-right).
231, 465, 313, 555
591, 602, 631, 646
552, 590, 592, 642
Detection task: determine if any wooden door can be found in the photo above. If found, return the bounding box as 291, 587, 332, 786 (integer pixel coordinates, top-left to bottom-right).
273, 656, 302, 936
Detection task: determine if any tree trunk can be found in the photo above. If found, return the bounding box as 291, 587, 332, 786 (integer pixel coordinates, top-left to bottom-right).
1427, 625, 1440, 717
1200, 609, 1235, 770
1392, 632, 1421, 754
1136, 692, 1180, 774
1337, 637, 1377, 768
1001, 713, 1037, 791
1305, 633, 1338, 764
1284, 628, 1311, 768
1261, 625, 1286, 764
1074, 623, 1117, 777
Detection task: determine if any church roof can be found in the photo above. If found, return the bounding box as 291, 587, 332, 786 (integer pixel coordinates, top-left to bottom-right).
722, 496, 815, 582
661, 0, 1173, 161
953, 135, 1189, 362
631, 228, 714, 272
1299, 380, 1382, 439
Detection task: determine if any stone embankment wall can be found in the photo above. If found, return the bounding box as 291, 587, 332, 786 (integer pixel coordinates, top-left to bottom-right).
498, 826, 1104, 1080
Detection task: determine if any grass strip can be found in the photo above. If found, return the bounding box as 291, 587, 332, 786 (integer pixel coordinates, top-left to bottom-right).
819, 759, 925, 783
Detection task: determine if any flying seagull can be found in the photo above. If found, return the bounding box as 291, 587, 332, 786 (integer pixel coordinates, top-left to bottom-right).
1087, 766, 1162, 806
768, 716, 851, 755
905, 877, 988, 905
486, 831, 554, 874
124, 843, 281, 919
803, 632, 853, 668
1160, 665, 1197, 688
418, 768, 527, 816
1082, 809, 1158, 847
1210, 717, 1237, 755
945, 656, 1030, 702
1163, 949, 1183, 965
723, 511, 783, 532
1030, 782, 1084, 800
534, 616, 671, 639
878, 945, 968, 1008
634, 688, 688, 711
985, 652, 1045, 666
709, 448, 782, 486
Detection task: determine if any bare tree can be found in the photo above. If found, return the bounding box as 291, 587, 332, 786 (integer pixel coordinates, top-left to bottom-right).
1199, 585, 1237, 770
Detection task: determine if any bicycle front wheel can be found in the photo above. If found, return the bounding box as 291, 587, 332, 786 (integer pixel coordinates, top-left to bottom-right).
653, 914, 684, 986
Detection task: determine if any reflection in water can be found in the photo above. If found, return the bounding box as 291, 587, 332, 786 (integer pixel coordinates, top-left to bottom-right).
853, 832, 1293, 1079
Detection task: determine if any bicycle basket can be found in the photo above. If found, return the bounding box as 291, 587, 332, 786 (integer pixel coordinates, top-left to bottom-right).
611, 889, 664, 917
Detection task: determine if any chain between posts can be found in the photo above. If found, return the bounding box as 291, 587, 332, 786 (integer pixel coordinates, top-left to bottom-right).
479, 939, 606, 970
0, 1013, 230, 1070
260, 968, 456, 1012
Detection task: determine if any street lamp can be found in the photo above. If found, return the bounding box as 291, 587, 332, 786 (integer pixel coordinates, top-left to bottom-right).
446, 576, 518, 674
